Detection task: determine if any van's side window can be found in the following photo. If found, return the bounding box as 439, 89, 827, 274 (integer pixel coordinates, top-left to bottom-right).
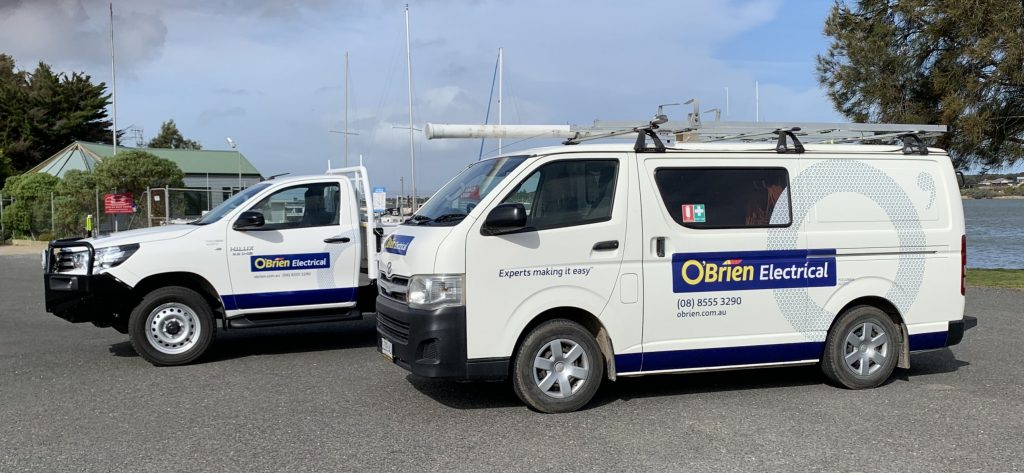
248, 183, 342, 230
503, 160, 618, 230
654, 167, 791, 228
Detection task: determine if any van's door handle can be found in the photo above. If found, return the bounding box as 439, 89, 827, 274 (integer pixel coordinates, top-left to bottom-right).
656, 237, 665, 257
324, 236, 351, 244
592, 240, 619, 251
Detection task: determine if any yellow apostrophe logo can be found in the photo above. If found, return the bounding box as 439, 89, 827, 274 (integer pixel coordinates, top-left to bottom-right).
253, 257, 290, 270
681, 259, 754, 285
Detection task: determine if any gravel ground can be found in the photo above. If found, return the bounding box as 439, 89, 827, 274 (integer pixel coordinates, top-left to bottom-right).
1, 253, 1020, 472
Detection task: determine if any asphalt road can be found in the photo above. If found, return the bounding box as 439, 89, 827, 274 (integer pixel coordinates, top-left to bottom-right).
1, 253, 1021, 472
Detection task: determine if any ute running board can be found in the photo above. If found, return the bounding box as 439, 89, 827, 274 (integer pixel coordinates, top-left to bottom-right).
226, 308, 363, 329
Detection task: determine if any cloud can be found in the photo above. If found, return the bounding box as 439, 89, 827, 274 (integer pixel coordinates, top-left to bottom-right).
198, 106, 246, 125
0, 0, 167, 73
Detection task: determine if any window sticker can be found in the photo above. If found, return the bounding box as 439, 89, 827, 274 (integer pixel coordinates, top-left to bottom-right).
681, 204, 706, 223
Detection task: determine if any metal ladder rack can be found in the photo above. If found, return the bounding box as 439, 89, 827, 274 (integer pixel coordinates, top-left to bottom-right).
424, 107, 947, 155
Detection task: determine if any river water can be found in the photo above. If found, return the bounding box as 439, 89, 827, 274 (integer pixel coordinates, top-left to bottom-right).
964, 199, 1024, 268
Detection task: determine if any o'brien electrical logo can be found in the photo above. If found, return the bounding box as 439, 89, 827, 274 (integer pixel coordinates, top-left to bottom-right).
383, 235, 414, 255
250, 253, 330, 272
672, 249, 837, 293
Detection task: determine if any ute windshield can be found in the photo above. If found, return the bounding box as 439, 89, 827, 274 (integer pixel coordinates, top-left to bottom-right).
192, 182, 272, 225
407, 156, 528, 226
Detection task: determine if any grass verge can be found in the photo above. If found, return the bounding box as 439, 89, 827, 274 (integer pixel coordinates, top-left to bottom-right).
967, 268, 1024, 290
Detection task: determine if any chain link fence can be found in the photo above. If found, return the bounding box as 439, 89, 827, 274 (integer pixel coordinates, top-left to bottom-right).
1, 187, 235, 242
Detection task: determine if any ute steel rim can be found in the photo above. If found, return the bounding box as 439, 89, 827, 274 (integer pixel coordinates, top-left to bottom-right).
533, 339, 590, 398
843, 321, 889, 376
146, 303, 201, 355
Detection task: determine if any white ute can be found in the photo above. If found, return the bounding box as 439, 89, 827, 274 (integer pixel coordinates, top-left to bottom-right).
43, 166, 380, 366
375, 116, 976, 413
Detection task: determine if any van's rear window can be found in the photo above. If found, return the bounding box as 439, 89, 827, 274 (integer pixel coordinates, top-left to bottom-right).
654, 167, 792, 229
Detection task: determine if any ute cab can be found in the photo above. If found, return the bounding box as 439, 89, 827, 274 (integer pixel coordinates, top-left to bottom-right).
376, 119, 974, 413
43, 166, 379, 365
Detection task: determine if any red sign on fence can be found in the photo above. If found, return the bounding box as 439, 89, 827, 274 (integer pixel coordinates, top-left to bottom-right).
104, 193, 135, 214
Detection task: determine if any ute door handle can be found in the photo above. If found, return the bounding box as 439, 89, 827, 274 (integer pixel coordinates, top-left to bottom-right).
324, 236, 351, 244
593, 240, 620, 251
656, 237, 665, 257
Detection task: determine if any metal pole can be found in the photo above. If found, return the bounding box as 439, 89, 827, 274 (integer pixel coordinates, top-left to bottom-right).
755, 80, 760, 123
345, 50, 350, 168
1, 192, 5, 243
95, 188, 100, 234
498, 47, 503, 155
725, 87, 730, 118
109, 2, 118, 155
404, 4, 417, 215
146, 187, 151, 227
50, 192, 55, 235
400, 176, 405, 217
164, 186, 170, 224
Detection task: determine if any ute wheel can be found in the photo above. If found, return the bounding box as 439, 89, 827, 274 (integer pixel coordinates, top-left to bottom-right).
128, 286, 216, 366
512, 319, 604, 413
822, 305, 901, 389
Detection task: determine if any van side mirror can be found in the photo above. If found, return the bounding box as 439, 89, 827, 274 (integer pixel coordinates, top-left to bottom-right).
482, 203, 528, 236
233, 211, 266, 230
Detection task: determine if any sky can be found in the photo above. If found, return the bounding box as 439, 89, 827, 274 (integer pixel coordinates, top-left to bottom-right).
0, 0, 847, 195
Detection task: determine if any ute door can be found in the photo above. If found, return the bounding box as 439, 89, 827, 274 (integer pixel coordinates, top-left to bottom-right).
639, 159, 818, 374
224, 178, 360, 314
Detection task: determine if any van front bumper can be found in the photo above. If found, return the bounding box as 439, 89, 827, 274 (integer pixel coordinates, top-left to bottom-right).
375, 295, 508, 381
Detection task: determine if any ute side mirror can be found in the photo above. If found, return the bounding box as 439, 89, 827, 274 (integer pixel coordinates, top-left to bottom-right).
481, 203, 528, 236
233, 211, 266, 230
955, 171, 966, 189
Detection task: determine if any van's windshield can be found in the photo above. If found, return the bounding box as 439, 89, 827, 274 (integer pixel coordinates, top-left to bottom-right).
407, 156, 528, 226
191, 182, 272, 225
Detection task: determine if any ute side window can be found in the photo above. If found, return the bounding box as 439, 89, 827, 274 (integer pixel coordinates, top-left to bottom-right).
654, 167, 791, 229
247, 183, 342, 230
502, 159, 618, 231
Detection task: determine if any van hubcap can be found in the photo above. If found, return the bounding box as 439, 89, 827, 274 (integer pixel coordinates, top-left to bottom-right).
843, 322, 889, 376
533, 339, 589, 398
146, 303, 201, 355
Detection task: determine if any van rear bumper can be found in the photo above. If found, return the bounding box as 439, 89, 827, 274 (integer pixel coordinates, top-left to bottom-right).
375, 296, 508, 381
946, 315, 977, 347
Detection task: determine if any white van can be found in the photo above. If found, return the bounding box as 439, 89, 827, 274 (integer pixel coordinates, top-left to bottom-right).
376, 123, 974, 413
43, 167, 380, 366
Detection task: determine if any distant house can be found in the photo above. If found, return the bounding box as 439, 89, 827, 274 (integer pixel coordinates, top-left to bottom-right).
28, 141, 263, 208
978, 178, 1016, 188
1017, 176, 1024, 185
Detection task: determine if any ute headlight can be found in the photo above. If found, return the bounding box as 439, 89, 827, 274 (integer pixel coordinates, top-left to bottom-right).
406, 274, 465, 310
94, 243, 140, 271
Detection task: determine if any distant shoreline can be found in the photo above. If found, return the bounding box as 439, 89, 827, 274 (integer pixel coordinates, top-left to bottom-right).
961, 195, 1024, 200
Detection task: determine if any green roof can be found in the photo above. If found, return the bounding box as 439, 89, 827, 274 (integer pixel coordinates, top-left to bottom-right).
29, 141, 262, 178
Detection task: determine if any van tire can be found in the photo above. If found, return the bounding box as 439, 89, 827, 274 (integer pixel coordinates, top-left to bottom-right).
512, 319, 604, 413
821, 305, 900, 389
128, 286, 216, 366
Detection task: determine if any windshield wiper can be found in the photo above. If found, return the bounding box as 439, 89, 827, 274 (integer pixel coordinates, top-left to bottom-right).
406, 214, 432, 225
431, 213, 467, 223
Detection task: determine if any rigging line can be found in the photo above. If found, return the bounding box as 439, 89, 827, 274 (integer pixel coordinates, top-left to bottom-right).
479, 131, 562, 158
503, 64, 522, 125
370, 35, 405, 146
479, 53, 500, 161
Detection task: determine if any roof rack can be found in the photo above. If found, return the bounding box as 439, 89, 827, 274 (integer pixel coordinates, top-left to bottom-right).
424, 105, 947, 155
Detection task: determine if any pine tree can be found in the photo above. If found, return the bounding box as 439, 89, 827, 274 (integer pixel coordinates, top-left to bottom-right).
818, 0, 1024, 169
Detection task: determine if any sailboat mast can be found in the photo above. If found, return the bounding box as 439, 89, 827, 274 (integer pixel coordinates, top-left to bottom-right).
405, 5, 417, 213
109, 2, 118, 154
345, 51, 349, 167
493, 46, 497, 154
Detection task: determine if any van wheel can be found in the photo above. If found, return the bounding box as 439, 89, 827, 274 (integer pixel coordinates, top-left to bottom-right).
512, 319, 604, 413
821, 305, 900, 389
128, 286, 216, 366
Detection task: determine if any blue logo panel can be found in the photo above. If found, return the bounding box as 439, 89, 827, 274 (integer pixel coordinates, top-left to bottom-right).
383, 234, 414, 255
250, 252, 330, 272
672, 249, 836, 293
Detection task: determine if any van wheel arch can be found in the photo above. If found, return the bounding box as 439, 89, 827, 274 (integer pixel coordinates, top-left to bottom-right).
512, 307, 617, 381
132, 272, 225, 323
829, 296, 910, 369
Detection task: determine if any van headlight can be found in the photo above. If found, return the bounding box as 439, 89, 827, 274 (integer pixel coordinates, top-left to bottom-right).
406, 274, 464, 310
94, 244, 140, 271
